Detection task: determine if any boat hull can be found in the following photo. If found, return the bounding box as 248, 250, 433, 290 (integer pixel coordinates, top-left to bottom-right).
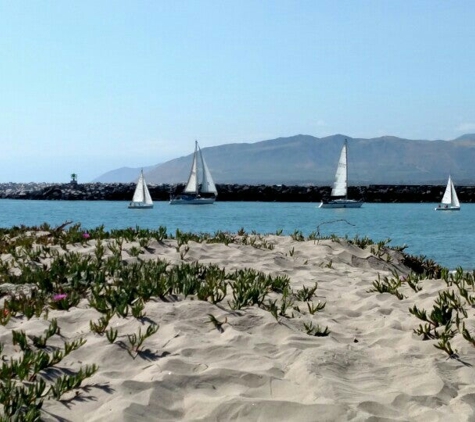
319, 200, 363, 209
169, 196, 216, 205
435, 205, 460, 211
128, 203, 153, 209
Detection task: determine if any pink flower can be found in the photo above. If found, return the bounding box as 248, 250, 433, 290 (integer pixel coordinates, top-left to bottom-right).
83, 232, 90, 239
53, 293, 67, 301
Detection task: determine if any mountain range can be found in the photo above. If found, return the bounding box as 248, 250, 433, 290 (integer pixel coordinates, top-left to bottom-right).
93, 134, 475, 185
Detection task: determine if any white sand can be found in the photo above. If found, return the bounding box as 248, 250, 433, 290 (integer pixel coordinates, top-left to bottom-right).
2, 236, 475, 421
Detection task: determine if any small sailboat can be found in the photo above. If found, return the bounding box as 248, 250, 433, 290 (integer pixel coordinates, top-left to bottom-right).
319, 139, 363, 209
170, 141, 218, 205
128, 170, 153, 209
435, 175, 460, 211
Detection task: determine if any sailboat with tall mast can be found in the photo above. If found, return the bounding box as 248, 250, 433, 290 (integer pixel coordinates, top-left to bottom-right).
170, 141, 218, 205
435, 175, 460, 211
128, 169, 153, 209
319, 139, 363, 208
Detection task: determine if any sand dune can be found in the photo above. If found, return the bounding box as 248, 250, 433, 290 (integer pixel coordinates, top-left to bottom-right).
1, 235, 475, 421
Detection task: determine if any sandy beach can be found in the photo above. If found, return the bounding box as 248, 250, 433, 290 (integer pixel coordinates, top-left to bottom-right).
1, 231, 475, 421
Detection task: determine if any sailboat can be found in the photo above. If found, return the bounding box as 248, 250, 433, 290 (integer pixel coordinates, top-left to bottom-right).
128, 170, 153, 209
435, 175, 460, 211
319, 139, 363, 209
170, 141, 218, 205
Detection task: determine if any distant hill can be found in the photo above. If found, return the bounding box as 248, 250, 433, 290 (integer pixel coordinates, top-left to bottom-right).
92, 134, 475, 185
93, 165, 157, 183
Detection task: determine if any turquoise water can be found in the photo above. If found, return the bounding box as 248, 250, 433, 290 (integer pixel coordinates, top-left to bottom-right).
0, 199, 473, 270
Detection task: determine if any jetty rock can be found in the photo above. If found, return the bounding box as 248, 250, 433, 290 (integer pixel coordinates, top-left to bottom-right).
1, 183, 475, 202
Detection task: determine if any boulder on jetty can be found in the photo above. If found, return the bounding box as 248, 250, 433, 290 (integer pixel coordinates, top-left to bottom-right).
1, 182, 475, 202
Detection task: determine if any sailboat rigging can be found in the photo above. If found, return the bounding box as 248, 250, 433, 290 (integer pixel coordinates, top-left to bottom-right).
319, 139, 363, 209
128, 170, 153, 209
170, 141, 218, 205
435, 175, 460, 211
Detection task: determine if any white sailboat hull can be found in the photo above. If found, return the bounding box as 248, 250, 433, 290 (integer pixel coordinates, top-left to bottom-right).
435, 205, 460, 211
128, 202, 153, 209
169, 196, 216, 205
319, 199, 363, 209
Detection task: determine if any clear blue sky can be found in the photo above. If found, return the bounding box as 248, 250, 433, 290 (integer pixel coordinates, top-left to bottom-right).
1, 1, 474, 182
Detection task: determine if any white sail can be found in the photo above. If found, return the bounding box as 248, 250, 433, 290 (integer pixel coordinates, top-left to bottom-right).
143, 178, 153, 205
441, 177, 452, 205
199, 146, 218, 195
441, 176, 460, 207
131, 174, 145, 203
451, 180, 460, 208
183, 142, 199, 193
331, 141, 348, 197
130, 170, 153, 208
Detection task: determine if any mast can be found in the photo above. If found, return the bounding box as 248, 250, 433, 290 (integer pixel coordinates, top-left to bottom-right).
194, 140, 199, 193
141, 169, 146, 201
197, 141, 203, 194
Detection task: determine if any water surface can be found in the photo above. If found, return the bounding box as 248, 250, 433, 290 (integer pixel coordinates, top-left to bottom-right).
0, 200, 473, 270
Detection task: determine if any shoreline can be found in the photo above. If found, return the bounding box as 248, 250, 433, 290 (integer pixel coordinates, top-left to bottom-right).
2, 182, 475, 203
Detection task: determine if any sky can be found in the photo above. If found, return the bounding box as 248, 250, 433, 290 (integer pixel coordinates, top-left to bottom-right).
1, 1, 474, 182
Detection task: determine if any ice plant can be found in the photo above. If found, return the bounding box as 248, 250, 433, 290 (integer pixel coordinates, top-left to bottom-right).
82, 232, 90, 239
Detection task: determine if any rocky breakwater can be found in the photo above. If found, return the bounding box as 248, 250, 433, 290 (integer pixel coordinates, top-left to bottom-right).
215, 184, 475, 202
1, 183, 475, 202
0, 183, 170, 201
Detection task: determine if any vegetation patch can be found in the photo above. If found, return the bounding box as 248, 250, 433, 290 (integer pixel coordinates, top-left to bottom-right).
0, 223, 334, 419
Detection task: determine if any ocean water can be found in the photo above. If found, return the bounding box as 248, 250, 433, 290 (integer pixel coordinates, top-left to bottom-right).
0, 199, 473, 270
